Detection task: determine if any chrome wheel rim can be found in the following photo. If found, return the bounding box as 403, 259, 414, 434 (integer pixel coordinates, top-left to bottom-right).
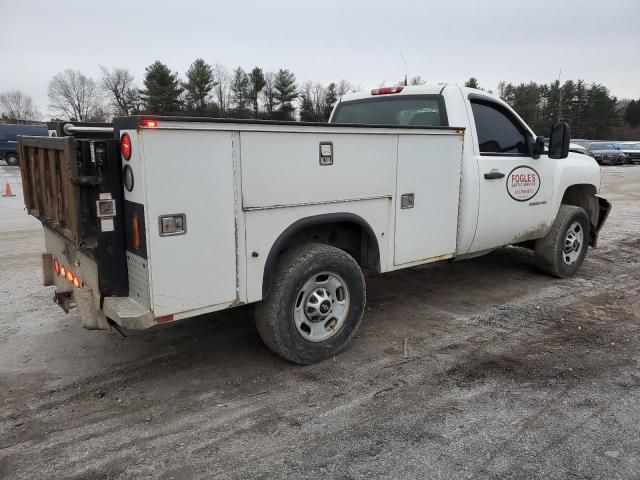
294, 271, 350, 342
563, 221, 584, 265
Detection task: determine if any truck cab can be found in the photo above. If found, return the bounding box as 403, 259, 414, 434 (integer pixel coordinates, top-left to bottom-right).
331, 85, 608, 255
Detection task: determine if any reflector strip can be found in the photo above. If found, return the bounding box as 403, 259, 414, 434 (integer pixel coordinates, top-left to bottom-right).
155, 315, 174, 324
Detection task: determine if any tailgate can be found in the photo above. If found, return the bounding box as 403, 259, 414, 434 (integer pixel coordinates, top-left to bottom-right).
19, 136, 86, 245
18, 133, 128, 297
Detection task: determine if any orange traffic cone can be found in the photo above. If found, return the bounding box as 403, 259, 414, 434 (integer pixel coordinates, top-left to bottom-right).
3, 180, 15, 197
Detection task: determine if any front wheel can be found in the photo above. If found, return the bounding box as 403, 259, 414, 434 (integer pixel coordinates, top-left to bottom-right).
5, 153, 18, 166
535, 205, 590, 278
255, 243, 366, 364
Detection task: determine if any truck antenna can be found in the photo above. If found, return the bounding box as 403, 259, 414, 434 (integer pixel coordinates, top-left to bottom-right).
400, 52, 408, 86
557, 67, 563, 122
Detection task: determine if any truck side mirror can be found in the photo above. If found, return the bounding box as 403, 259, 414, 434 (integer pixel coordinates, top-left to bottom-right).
531, 136, 545, 159
548, 123, 570, 159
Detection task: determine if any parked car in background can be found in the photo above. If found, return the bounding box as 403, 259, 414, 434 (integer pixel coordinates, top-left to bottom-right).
587, 142, 626, 165
618, 142, 640, 164
571, 139, 590, 147
0, 124, 48, 166
569, 142, 594, 157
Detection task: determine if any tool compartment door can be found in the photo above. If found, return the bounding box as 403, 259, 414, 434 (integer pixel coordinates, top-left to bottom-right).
394, 133, 463, 265
142, 129, 237, 316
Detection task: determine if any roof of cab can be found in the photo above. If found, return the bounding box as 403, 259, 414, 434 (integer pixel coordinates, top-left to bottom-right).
339, 84, 446, 103
339, 84, 505, 104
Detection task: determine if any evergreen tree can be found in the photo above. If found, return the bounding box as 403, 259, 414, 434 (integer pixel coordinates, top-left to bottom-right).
140, 61, 183, 115
248, 67, 266, 118
230, 67, 250, 112
299, 89, 315, 122
273, 69, 298, 120
625, 99, 640, 128
570, 80, 588, 137
583, 83, 619, 138
323, 82, 338, 121
464, 77, 481, 89
183, 58, 215, 114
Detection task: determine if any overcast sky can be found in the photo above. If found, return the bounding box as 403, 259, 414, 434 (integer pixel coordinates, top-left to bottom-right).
1, 0, 638, 118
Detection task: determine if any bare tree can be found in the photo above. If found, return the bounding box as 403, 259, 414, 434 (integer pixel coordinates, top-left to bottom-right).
311, 83, 326, 119
262, 71, 276, 118
100, 66, 138, 116
337, 79, 361, 97
48, 69, 102, 121
409, 75, 426, 85
212, 63, 232, 115
0, 90, 40, 123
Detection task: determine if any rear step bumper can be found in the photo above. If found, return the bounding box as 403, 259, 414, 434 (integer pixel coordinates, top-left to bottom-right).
103, 297, 155, 330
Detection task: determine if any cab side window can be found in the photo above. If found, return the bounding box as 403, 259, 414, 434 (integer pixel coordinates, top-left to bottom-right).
471, 99, 529, 155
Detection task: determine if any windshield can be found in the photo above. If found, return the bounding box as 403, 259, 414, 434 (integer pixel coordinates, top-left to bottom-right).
623, 144, 640, 150
331, 96, 446, 126
589, 142, 615, 150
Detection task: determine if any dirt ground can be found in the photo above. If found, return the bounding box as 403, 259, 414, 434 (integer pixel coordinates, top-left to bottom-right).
1, 165, 639, 480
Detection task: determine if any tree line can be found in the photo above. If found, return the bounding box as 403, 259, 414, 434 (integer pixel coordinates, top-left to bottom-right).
0, 59, 638, 140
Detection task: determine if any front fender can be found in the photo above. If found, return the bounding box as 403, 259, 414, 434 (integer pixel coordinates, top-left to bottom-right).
550, 153, 601, 215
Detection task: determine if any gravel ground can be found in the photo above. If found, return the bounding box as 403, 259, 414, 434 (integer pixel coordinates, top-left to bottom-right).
1, 165, 639, 480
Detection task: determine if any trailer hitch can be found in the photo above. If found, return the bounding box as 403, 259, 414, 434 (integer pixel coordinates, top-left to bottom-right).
53, 290, 75, 313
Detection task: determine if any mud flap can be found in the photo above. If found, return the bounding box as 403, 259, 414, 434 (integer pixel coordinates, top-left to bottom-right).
591, 196, 612, 248
74, 287, 109, 330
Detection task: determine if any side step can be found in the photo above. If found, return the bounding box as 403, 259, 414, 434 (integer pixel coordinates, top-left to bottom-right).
103, 297, 155, 330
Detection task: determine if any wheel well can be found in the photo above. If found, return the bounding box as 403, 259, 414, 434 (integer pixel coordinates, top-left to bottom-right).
262, 213, 380, 297
561, 184, 598, 225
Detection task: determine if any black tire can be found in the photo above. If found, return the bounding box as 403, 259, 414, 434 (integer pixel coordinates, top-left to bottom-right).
5, 153, 18, 166
535, 205, 590, 278
255, 243, 366, 364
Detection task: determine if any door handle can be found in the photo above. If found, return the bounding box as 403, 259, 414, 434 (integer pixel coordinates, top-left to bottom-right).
484, 171, 505, 180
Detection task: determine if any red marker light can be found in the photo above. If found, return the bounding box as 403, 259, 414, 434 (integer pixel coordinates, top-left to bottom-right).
371, 86, 404, 95
139, 119, 158, 128
121, 133, 132, 160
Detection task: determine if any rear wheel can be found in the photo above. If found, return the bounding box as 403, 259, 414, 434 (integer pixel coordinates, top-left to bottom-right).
5, 153, 18, 166
255, 243, 366, 364
535, 205, 590, 278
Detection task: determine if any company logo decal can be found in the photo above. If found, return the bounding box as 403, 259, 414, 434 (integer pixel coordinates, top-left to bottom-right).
507, 166, 540, 202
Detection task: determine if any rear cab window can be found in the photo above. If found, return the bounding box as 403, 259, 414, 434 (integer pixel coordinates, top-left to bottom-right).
331, 95, 448, 127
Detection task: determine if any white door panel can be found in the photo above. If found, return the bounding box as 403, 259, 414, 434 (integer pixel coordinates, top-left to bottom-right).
471, 155, 554, 251
394, 134, 463, 265
143, 130, 237, 315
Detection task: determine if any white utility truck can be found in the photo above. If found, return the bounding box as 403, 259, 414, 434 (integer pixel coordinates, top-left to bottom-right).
19, 85, 610, 364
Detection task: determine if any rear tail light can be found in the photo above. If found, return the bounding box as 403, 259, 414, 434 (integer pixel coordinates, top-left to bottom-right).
53, 257, 84, 288
121, 133, 132, 160
371, 86, 404, 95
